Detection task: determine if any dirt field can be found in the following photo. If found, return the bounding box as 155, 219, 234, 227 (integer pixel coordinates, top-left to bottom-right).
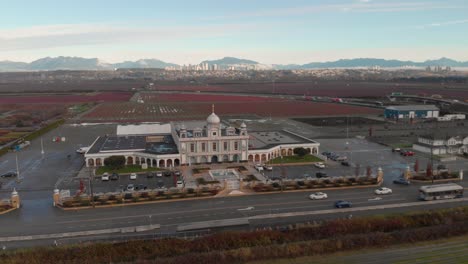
0, 92, 133, 104
0, 80, 466, 100
293, 116, 386, 127
151, 81, 468, 99
80, 100, 382, 122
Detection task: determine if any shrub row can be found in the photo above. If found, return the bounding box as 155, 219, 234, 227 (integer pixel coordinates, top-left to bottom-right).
23, 119, 65, 142
253, 178, 378, 192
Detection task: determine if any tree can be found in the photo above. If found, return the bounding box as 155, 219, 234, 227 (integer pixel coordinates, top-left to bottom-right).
104, 156, 126, 170
293, 147, 310, 157
426, 163, 433, 178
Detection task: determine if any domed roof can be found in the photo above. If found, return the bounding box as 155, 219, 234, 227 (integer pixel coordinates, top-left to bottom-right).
240, 122, 247, 128
207, 104, 220, 124
207, 112, 220, 124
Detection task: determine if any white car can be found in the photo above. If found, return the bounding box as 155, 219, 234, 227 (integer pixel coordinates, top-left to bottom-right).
375, 187, 392, 195
156, 171, 163, 177
129, 173, 137, 180
176, 180, 184, 188
255, 164, 264, 172
101, 172, 109, 181
263, 165, 273, 171
309, 192, 328, 200
314, 162, 326, 169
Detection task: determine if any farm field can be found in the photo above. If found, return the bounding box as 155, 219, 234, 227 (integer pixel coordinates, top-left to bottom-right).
0, 92, 133, 104
152, 81, 468, 99
81, 100, 381, 122
139, 93, 287, 103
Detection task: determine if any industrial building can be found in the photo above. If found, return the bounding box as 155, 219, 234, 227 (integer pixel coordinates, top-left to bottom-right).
384, 105, 439, 119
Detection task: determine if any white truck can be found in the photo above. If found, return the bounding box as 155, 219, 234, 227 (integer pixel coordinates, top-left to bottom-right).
76, 147, 90, 154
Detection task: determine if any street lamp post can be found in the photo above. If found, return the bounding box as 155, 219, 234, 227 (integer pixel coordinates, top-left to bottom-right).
40, 137, 45, 157
88, 166, 95, 208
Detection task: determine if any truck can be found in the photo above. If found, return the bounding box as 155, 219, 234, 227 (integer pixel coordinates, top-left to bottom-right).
76, 147, 90, 154
437, 114, 466, 121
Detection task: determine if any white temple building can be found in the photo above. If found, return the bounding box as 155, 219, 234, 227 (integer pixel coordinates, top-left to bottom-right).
84, 107, 320, 168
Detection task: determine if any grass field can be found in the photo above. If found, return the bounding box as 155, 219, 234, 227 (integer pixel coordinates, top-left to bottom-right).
270, 155, 323, 164
248, 234, 468, 264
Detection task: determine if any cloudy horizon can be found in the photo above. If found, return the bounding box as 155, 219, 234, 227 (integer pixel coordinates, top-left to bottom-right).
1, 0, 467, 65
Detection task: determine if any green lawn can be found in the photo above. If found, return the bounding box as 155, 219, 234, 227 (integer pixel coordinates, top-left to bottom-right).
270, 155, 323, 164
95, 165, 164, 175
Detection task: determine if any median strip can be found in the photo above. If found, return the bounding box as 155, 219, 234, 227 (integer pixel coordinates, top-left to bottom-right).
0, 224, 160, 242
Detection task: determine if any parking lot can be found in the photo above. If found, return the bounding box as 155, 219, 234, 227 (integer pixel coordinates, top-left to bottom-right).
62, 171, 179, 194
258, 137, 468, 187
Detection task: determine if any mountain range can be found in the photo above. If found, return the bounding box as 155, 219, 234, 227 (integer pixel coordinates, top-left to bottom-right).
0, 56, 467, 72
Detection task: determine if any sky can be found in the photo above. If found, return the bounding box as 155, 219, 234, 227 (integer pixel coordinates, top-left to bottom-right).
1, 0, 467, 65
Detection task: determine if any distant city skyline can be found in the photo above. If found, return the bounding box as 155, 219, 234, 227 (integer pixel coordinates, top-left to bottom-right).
1, 0, 467, 64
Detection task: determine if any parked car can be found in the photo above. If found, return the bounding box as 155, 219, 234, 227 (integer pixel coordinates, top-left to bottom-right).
392, 148, 401, 152
263, 165, 273, 171
393, 178, 410, 185
309, 192, 328, 200
0, 171, 17, 178
129, 173, 137, 180
174, 171, 181, 176
437, 164, 448, 172
156, 171, 163, 177
400, 150, 414, 156
322, 151, 331, 157
375, 187, 393, 195
164, 171, 172, 177
341, 161, 351, 166
135, 184, 147, 190
110, 173, 119, 181
176, 180, 184, 188
316, 172, 327, 178
335, 200, 352, 208
157, 180, 165, 188
126, 184, 135, 191
101, 172, 109, 181
336, 156, 347, 161
255, 164, 264, 172
314, 162, 326, 169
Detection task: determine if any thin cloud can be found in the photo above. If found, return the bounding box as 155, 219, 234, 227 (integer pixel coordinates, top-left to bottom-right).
0, 23, 260, 52
204, 2, 460, 20
414, 19, 468, 29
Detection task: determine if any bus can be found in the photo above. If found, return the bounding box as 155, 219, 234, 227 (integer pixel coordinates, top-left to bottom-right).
419, 183, 464, 201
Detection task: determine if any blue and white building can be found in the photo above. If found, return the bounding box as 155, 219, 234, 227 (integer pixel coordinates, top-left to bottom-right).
384, 105, 439, 120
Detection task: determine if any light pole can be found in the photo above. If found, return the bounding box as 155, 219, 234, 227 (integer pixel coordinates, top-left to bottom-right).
88, 166, 95, 208
15, 154, 21, 182
148, 215, 152, 228
40, 137, 45, 157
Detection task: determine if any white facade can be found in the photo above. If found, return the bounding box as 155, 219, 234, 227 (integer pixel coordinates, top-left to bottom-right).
172, 109, 249, 165
413, 135, 468, 155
